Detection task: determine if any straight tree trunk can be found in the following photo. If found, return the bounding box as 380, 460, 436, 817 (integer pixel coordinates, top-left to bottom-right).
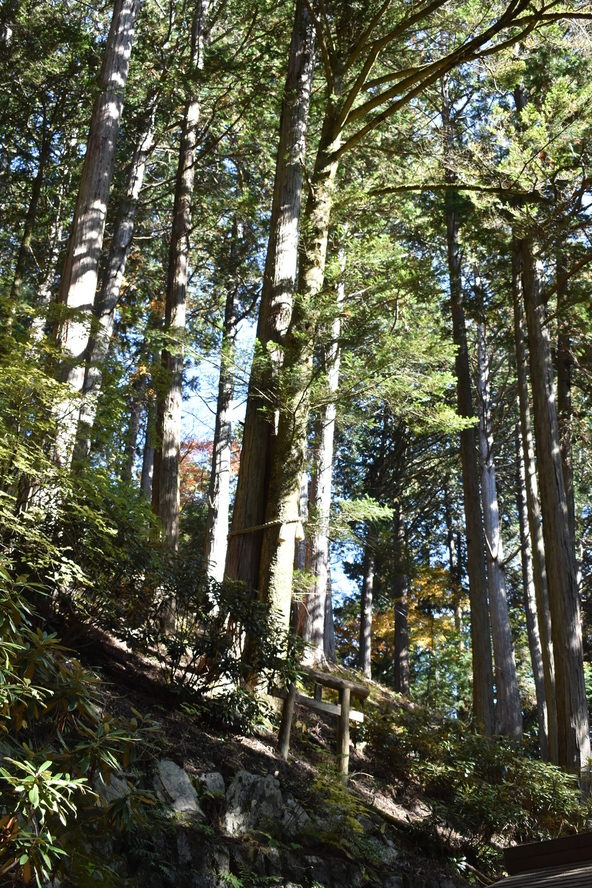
305, 248, 344, 661
393, 503, 409, 695
359, 542, 375, 679
152, 0, 209, 549
225, 0, 315, 589
247, 4, 536, 636
521, 234, 589, 776
324, 574, 336, 661
8, 117, 52, 319
204, 223, 240, 581
140, 394, 156, 499
444, 188, 494, 732
443, 481, 463, 642
75, 112, 156, 459
55, 0, 142, 467
516, 423, 548, 759
442, 83, 494, 733
556, 249, 576, 551
257, 115, 341, 627
476, 322, 522, 739
121, 374, 145, 482
511, 235, 557, 762
30, 138, 79, 344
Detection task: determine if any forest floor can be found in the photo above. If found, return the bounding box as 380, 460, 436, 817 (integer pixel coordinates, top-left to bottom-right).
61, 618, 491, 887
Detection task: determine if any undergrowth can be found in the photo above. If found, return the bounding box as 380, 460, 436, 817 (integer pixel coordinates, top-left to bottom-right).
366, 702, 592, 874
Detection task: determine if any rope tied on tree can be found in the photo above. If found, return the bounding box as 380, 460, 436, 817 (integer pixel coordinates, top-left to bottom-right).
227, 518, 305, 541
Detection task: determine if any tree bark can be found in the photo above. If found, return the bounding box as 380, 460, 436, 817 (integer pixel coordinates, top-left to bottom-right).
516, 423, 548, 759
443, 481, 463, 643
225, 0, 315, 589
521, 234, 589, 776
140, 393, 156, 499
511, 235, 557, 762
443, 129, 494, 732
476, 322, 522, 739
257, 119, 340, 627
305, 247, 344, 662
75, 112, 156, 460
393, 503, 409, 695
324, 573, 336, 661
8, 115, 52, 319
556, 249, 576, 551
204, 223, 240, 581
152, 0, 209, 549
55, 0, 142, 467
359, 543, 375, 679
121, 374, 145, 483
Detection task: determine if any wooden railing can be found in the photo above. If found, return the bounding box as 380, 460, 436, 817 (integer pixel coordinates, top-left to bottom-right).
273, 667, 370, 776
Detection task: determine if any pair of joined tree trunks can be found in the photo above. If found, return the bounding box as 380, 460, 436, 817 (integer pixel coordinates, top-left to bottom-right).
274, 668, 370, 775
489, 831, 592, 886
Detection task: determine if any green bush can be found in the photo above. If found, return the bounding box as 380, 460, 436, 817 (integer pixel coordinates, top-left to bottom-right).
0, 564, 149, 886
366, 705, 592, 870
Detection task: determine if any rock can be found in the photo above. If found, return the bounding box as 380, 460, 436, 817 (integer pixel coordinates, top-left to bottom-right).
383, 878, 404, 888
154, 758, 204, 817
264, 846, 282, 876
378, 835, 400, 866
283, 794, 311, 831
93, 772, 130, 805
210, 845, 230, 876
176, 830, 194, 866
302, 855, 327, 884
197, 771, 226, 797
224, 770, 284, 836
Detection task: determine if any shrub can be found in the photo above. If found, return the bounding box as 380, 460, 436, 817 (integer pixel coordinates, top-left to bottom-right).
366, 704, 592, 870
0, 563, 148, 886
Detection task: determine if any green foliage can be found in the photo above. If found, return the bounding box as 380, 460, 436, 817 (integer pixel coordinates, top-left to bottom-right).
367, 704, 592, 871
0, 564, 149, 886
94, 549, 305, 705
181, 688, 273, 736
330, 495, 393, 545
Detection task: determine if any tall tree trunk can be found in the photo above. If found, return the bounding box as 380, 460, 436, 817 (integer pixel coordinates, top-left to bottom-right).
443, 481, 463, 643
140, 393, 156, 499
393, 503, 409, 695
476, 322, 522, 739
225, 0, 315, 589
443, 97, 494, 732
324, 574, 336, 661
204, 223, 240, 581
257, 114, 341, 627
305, 247, 344, 662
30, 140, 78, 344
516, 423, 548, 759
121, 374, 145, 482
75, 112, 156, 460
55, 0, 142, 467
521, 235, 589, 776
8, 116, 52, 322
556, 249, 576, 551
152, 0, 209, 549
359, 541, 375, 679
511, 235, 557, 762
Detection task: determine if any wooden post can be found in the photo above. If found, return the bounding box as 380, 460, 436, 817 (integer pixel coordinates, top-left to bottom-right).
314, 682, 323, 702
338, 686, 351, 776
278, 682, 297, 760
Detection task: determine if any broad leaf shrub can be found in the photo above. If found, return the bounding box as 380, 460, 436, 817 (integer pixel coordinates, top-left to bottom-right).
96, 545, 303, 692
0, 564, 151, 886
366, 705, 592, 873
